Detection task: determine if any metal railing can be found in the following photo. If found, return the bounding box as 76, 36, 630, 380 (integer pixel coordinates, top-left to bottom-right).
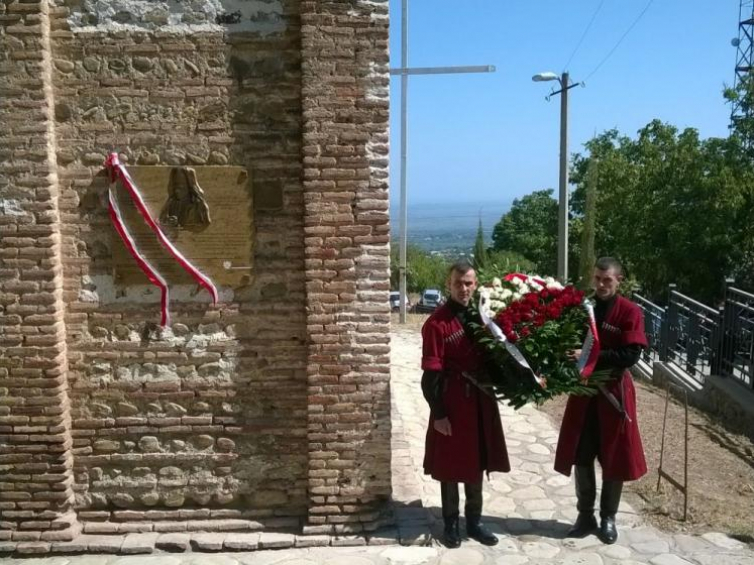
634, 280, 754, 393
633, 294, 665, 364
665, 285, 721, 384
719, 283, 754, 389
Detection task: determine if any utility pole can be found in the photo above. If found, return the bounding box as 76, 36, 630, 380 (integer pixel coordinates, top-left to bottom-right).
392, 0, 495, 323
533, 70, 581, 282
558, 71, 570, 282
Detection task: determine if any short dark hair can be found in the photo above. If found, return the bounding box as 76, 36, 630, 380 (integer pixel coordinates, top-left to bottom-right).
448, 258, 475, 277
595, 256, 624, 277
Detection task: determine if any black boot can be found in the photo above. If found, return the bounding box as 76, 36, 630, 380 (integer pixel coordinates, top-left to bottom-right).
464, 482, 498, 546
567, 465, 598, 537
466, 517, 498, 546
598, 480, 623, 544
440, 482, 462, 548
443, 516, 461, 548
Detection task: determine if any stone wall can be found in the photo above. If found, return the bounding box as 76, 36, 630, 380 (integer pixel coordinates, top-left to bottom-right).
0, 0, 391, 542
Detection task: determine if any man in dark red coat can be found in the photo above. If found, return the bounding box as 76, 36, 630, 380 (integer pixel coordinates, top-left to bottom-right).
421, 260, 510, 548
555, 257, 648, 545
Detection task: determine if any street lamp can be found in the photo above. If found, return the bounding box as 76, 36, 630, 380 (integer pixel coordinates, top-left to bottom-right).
532, 71, 581, 282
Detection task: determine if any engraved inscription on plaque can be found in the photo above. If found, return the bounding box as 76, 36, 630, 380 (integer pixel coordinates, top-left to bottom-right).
111, 166, 252, 288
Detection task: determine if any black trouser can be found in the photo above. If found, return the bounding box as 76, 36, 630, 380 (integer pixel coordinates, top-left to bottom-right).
440, 481, 483, 522
575, 400, 622, 518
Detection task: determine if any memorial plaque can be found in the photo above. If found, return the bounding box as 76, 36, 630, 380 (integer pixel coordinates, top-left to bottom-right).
111, 166, 253, 288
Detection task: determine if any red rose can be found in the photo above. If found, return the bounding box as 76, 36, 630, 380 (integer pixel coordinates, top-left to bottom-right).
520, 326, 531, 338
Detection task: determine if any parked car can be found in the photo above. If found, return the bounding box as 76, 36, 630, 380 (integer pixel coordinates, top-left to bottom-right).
389, 291, 411, 312
416, 288, 443, 313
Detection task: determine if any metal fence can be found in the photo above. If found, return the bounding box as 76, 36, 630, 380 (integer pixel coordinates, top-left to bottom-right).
633, 280, 754, 392
719, 285, 754, 389
633, 294, 665, 365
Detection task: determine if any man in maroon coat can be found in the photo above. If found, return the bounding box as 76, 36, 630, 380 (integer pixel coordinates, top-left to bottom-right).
421, 260, 510, 548
555, 257, 648, 544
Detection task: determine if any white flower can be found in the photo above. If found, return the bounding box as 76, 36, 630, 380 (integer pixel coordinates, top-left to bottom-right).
501, 289, 512, 300
492, 277, 502, 288
512, 292, 522, 302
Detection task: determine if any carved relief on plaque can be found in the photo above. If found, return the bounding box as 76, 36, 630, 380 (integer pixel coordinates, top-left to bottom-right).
111, 166, 252, 288
159, 167, 212, 231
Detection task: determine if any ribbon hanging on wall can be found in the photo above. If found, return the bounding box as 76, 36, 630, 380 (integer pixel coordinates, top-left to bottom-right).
105, 153, 219, 326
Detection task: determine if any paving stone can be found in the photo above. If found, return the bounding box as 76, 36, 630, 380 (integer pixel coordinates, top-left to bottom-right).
310, 557, 377, 565
521, 497, 557, 511
120, 533, 158, 554
258, 532, 295, 549
367, 529, 400, 546
50, 538, 88, 552
521, 540, 560, 558
223, 533, 260, 551
558, 552, 605, 565
671, 534, 714, 553
562, 536, 603, 550
295, 534, 330, 548
112, 557, 181, 565
622, 528, 663, 544
15, 542, 52, 554
438, 547, 485, 565
509, 485, 547, 499
191, 533, 226, 551
380, 546, 438, 564
54, 557, 116, 565
485, 496, 516, 514
598, 544, 633, 559
183, 555, 241, 565
155, 534, 190, 552
649, 554, 695, 565
492, 536, 521, 553
632, 540, 672, 554
494, 556, 530, 565
13, 558, 71, 565
692, 556, 754, 565
331, 536, 367, 547
700, 532, 746, 550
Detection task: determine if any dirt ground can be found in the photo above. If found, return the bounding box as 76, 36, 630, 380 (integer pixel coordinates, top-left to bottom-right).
392, 314, 754, 543
539, 380, 754, 543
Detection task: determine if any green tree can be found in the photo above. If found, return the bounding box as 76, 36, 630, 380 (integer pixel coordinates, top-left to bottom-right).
390, 245, 449, 294
491, 189, 558, 276
571, 121, 754, 301
472, 219, 489, 270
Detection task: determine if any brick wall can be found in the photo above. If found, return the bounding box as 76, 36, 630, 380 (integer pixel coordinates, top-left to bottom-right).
300, 0, 392, 534
0, 0, 391, 539
0, 0, 79, 543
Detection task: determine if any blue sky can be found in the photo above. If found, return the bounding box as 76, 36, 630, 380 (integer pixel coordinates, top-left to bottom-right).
389, 1, 737, 205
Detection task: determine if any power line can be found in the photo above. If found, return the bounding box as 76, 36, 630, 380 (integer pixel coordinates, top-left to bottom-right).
562, 0, 606, 73
583, 0, 656, 83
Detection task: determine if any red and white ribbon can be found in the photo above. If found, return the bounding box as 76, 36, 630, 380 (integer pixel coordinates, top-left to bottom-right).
577, 299, 601, 378
105, 153, 219, 326
503, 273, 546, 287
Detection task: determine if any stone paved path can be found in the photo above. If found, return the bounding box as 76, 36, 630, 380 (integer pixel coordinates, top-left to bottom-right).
6, 327, 753, 565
